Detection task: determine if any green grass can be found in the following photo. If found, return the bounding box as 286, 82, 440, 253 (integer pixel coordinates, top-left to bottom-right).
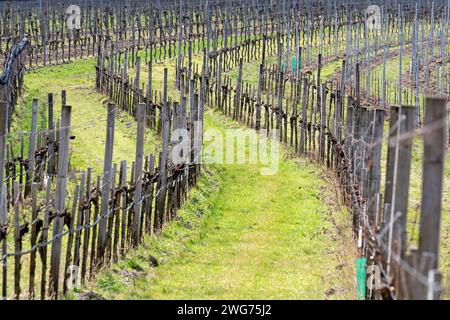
14, 58, 160, 175
88, 109, 356, 300
2, 58, 163, 299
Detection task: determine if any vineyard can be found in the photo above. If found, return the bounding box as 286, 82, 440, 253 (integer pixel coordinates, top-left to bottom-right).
0, 0, 448, 301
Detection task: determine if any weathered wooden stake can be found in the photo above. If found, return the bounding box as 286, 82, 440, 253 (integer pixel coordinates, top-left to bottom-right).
132, 103, 146, 245
25, 99, 38, 197
97, 103, 116, 262
415, 97, 447, 300
48, 104, 72, 300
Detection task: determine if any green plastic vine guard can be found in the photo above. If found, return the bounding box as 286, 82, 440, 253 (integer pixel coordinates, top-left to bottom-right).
356, 257, 367, 300
292, 56, 297, 70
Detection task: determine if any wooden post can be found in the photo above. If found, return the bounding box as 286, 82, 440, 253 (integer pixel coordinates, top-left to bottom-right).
383, 105, 415, 284
315, 53, 322, 153
111, 161, 123, 262
13, 181, 20, 300
81, 168, 92, 284
335, 90, 343, 144
47, 93, 56, 176
134, 56, 141, 108
63, 184, 79, 295
189, 93, 199, 185
176, 0, 183, 87
49, 104, 72, 300
155, 69, 169, 231
73, 172, 86, 270
367, 109, 385, 226
25, 98, 38, 197
132, 103, 145, 246
319, 83, 327, 161
109, 44, 116, 99
355, 63, 361, 108
300, 78, 308, 154
361, 107, 371, 198
352, 105, 364, 183
40, 179, 52, 300
28, 183, 39, 299
97, 103, 116, 262
382, 112, 400, 229
234, 58, 243, 121
62, 90, 66, 107
418, 97, 447, 266
145, 155, 155, 234
415, 97, 447, 299
90, 176, 100, 278
148, 60, 153, 102
216, 53, 223, 109
105, 164, 117, 262
0, 102, 8, 300
120, 160, 127, 258
276, 71, 283, 141
255, 63, 263, 132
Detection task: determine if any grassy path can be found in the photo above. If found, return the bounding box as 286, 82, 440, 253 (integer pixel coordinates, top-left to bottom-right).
89, 109, 356, 300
